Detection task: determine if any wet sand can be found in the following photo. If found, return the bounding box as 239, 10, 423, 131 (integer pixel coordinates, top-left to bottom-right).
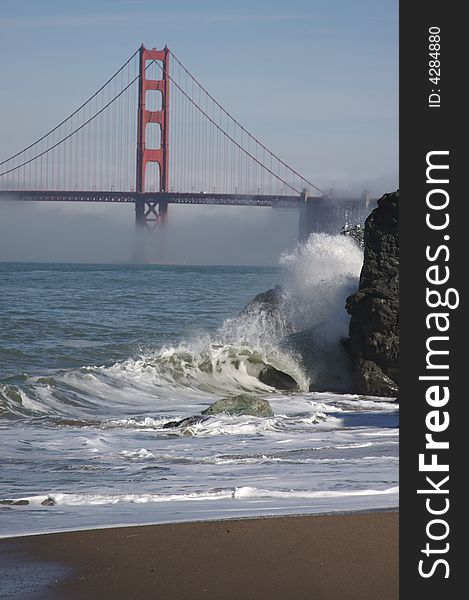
0, 511, 398, 599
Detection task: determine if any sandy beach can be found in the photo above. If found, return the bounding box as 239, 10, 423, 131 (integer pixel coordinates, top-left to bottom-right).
0, 510, 398, 599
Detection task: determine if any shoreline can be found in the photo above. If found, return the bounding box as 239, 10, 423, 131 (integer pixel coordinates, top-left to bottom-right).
0, 510, 398, 599
0, 505, 398, 540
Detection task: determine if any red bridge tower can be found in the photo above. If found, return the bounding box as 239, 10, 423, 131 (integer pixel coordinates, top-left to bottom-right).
135, 44, 170, 229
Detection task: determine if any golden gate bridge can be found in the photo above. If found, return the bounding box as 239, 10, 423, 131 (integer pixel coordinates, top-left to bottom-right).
0, 45, 366, 232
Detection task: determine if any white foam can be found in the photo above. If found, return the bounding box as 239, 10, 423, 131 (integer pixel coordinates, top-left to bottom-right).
232, 486, 399, 499
102, 417, 170, 430
15, 490, 233, 507
120, 448, 155, 459
161, 412, 340, 438
280, 233, 362, 337
6, 485, 399, 508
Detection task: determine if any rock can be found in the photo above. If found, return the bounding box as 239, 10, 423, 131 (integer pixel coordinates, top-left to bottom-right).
41, 497, 56, 506
162, 415, 209, 429
202, 394, 274, 417
0, 499, 29, 506
241, 284, 284, 317
163, 395, 274, 430
258, 365, 298, 391
345, 191, 399, 397
281, 324, 354, 393
356, 359, 399, 397
241, 285, 292, 335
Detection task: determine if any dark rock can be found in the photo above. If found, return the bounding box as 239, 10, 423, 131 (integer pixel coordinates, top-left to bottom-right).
162, 394, 274, 430
281, 324, 354, 393
41, 497, 56, 506
241, 285, 292, 335
202, 394, 274, 417
356, 359, 399, 397
241, 284, 284, 317
0, 499, 30, 506
162, 415, 209, 429
345, 191, 399, 397
258, 365, 297, 391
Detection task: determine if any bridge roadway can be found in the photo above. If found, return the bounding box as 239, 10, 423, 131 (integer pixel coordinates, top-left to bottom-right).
0, 190, 314, 208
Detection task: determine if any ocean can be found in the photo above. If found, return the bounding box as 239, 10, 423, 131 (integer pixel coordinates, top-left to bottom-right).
0, 235, 398, 537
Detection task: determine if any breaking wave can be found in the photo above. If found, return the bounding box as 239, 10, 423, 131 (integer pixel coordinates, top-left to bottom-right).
0, 234, 362, 421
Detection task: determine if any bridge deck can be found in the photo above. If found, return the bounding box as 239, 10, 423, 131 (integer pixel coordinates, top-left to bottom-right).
0, 190, 308, 208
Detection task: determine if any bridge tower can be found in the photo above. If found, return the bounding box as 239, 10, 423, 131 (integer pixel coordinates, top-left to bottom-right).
135, 44, 170, 229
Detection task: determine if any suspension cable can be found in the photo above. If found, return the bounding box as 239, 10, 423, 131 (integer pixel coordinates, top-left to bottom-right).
153, 60, 300, 194
0, 49, 139, 167
169, 49, 326, 195
0, 76, 139, 177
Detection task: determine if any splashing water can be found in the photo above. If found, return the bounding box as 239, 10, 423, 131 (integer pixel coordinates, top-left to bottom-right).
0, 240, 398, 537
0, 234, 363, 419
280, 233, 363, 339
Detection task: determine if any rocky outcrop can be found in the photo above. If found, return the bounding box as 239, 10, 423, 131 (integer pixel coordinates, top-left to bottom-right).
162, 415, 209, 429
241, 285, 284, 318
345, 191, 399, 397
241, 284, 293, 336
239, 194, 399, 397
258, 365, 297, 391
202, 394, 274, 417
162, 394, 274, 430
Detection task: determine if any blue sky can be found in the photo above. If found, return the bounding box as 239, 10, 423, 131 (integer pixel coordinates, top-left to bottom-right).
0, 0, 398, 263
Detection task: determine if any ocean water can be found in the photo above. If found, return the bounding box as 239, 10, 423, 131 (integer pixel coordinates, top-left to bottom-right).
0, 235, 398, 537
